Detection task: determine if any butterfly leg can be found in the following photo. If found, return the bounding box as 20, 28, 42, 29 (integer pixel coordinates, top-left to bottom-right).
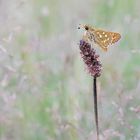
82, 32, 90, 42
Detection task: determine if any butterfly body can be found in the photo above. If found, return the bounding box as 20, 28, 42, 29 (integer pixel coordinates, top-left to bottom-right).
79, 24, 121, 51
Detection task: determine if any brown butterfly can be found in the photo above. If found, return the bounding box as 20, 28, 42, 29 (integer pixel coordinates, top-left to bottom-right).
78, 24, 121, 51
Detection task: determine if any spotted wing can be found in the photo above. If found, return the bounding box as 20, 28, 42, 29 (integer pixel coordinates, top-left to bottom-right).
110, 32, 121, 44
93, 30, 112, 51
93, 30, 121, 51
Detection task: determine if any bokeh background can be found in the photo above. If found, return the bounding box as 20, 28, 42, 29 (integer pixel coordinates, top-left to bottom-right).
0, 0, 140, 140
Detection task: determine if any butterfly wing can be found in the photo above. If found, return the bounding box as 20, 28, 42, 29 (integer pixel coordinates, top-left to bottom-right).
93, 30, 121, 51
93, 30, 112, 51
110, 32, 121, 44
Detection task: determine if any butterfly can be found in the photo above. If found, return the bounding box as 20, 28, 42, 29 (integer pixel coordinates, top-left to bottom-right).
78, 24, 121, 51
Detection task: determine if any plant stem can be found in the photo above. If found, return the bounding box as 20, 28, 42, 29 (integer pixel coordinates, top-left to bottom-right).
93, 77, 99, 140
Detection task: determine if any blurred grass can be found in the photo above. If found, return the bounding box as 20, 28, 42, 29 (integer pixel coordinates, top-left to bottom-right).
0, 0, 140, 140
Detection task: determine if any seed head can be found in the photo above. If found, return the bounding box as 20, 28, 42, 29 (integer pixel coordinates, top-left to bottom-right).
79, 40, 102, 77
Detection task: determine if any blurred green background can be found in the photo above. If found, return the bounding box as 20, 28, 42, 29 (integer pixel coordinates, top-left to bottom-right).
0, 0, 140, 140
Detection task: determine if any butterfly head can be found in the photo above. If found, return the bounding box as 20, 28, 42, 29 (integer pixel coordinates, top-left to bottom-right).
78, 24, 94, 31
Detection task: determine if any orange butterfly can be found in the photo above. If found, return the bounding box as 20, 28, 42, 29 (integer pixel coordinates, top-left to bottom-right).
78, 24, 121, 51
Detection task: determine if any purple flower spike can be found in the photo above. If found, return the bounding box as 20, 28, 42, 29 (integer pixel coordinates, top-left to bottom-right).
79, 40, 102, 77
